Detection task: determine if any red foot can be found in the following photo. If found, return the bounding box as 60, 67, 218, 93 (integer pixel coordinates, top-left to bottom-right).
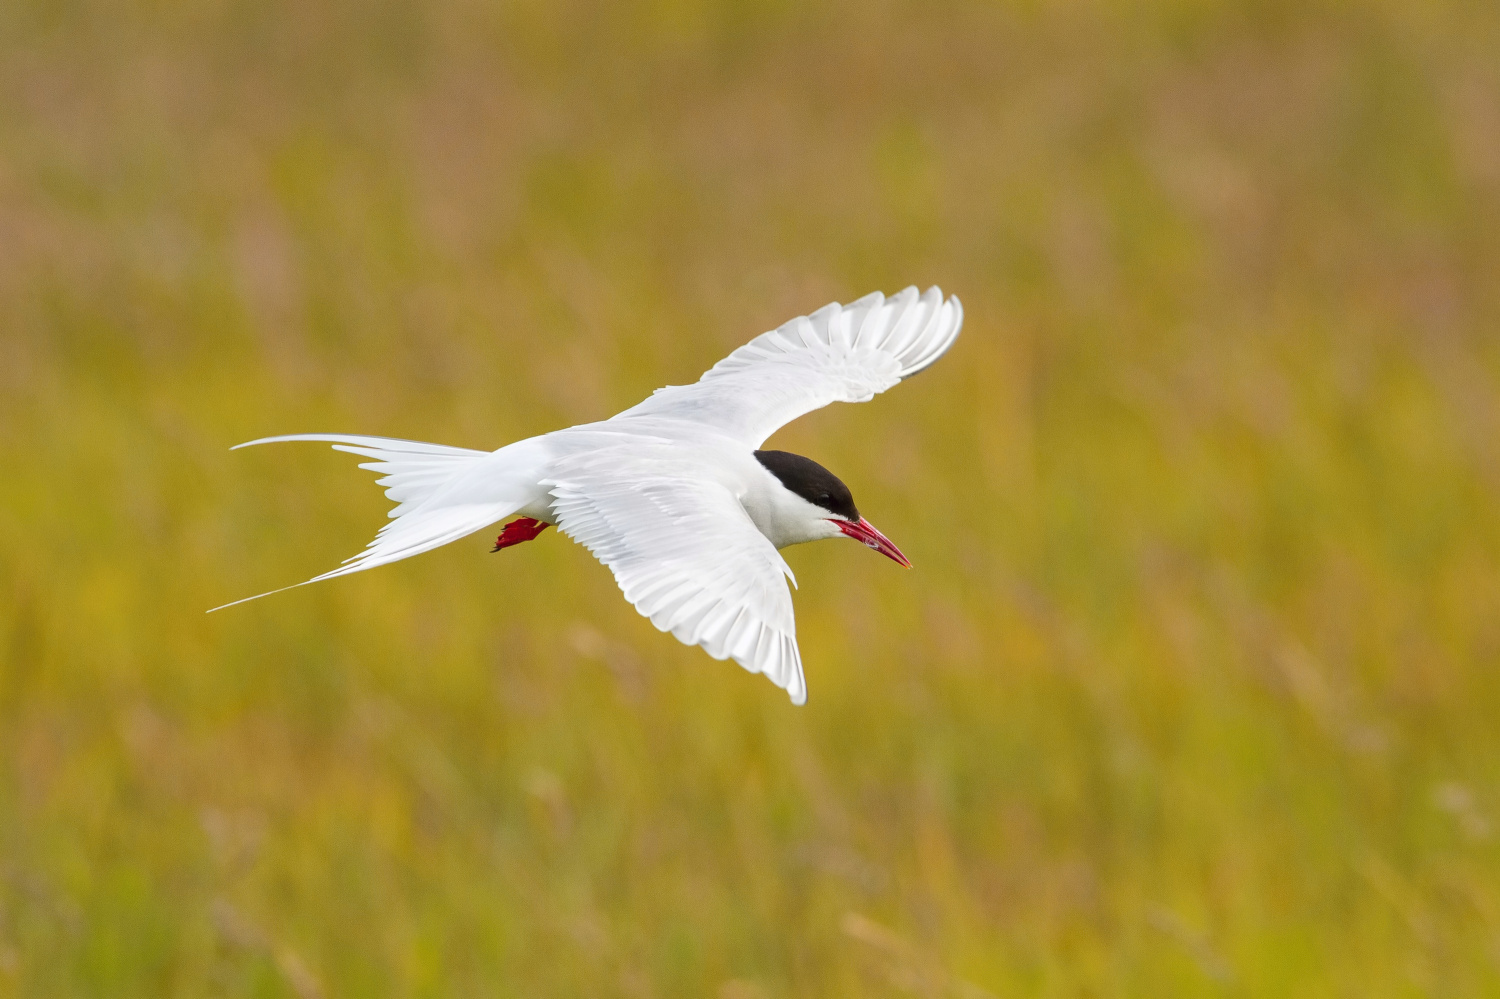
492, 517, 550, 552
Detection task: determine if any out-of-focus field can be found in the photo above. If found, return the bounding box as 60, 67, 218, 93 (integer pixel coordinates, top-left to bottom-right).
3, 0, 1500, 995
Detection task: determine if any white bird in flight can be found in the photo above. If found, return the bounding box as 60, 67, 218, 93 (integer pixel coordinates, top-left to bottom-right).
214, 286, 964, 704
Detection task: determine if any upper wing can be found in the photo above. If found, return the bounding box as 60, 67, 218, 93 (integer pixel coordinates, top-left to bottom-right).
545, 445, 807, 704
614, 286, 963, 447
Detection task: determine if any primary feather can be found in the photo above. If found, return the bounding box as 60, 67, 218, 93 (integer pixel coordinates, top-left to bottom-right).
616, 285, 963, 447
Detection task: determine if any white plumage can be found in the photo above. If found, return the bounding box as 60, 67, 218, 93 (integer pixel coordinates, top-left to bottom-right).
215, 286, 964, 704
619, 285, 961, 445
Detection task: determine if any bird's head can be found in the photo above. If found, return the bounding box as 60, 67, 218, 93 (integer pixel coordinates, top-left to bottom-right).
752, 450, 912, 567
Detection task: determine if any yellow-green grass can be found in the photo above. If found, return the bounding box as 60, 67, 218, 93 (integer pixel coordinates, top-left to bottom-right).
4, 1, 1500, 995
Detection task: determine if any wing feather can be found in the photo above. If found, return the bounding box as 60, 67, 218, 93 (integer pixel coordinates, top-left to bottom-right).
614, 286, 963, 446
545, 446, 808, 704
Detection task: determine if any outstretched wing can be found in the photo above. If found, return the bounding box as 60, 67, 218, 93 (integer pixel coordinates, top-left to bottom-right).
615, 286, 963, 447
545, 445, 807, 704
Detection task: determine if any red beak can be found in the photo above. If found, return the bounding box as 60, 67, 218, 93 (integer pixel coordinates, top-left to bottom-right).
833, 517, 912, 568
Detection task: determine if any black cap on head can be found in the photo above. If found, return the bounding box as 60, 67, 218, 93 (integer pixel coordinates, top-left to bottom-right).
754, 450, 860, 521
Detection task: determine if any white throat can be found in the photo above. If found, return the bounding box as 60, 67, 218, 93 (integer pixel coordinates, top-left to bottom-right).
741, 470, 847, 550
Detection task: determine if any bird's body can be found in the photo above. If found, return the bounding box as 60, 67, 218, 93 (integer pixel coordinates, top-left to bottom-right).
216, 286, 964, 703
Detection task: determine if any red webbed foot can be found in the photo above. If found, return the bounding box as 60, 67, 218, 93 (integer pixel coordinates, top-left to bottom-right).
492, 517, 551, 552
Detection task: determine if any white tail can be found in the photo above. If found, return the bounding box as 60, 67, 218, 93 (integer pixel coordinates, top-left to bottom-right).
210, 433, 534, 612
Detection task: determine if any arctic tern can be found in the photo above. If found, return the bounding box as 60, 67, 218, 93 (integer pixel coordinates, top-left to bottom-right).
214, 286, 964, 704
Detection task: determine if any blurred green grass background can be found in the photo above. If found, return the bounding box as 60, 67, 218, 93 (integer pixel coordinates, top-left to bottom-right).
4, 0, 1500, 995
